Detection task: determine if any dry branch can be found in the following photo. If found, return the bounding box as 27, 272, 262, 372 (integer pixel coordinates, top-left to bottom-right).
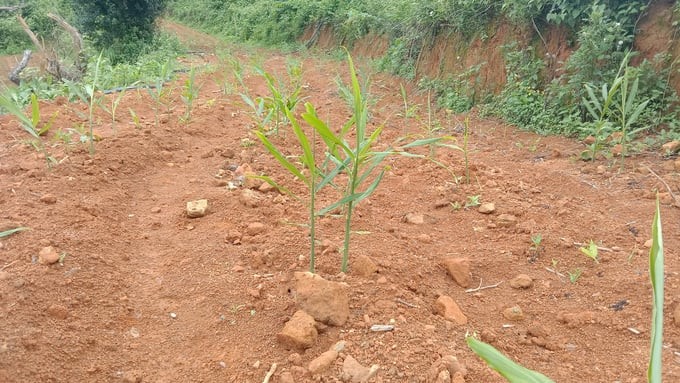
0, 5, 26, 12
8, 49, 31, 85
17, 14, 45, 52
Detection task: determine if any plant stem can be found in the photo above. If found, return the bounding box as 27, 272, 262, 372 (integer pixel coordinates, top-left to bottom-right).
309, 163, 316, 273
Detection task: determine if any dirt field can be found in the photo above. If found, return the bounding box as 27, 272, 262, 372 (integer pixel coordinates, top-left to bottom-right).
1, 24, 680, 383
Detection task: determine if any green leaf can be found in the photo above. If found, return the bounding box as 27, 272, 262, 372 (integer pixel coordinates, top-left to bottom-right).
627, 99, 650, 129
318, 169, 385, 216
0, 227, 29, 238
285, 106, 315, 172
0, 93, 39, 139
648, 196, 664, 383
253, 130, 306, 183
30, 93, 40, 128
466, 336, 555, 383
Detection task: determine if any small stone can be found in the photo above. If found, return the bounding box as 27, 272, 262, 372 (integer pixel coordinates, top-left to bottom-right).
557, 310, 598, 328
39, 194, 57, 204
527, 323, 550, 338
341, 355, 379, 383
478, 203, 495, 214
308, 349, 339, 375
252, 360, 261, 369
121, 370, 142, 383
403, 213, 425, 224
258, 182, 275, 193
440, 257, 472, 288
673, 304, 680, 328
245, 222, 266, 236
280, 372, 295, 383
277, 310, 318, 350
288, 353, 303, 366
376, 276, 387, 284
294, 272, 350, 326
186, 199, 209, 218
46, 304, 69, 319
644, 239, 653, 248
435, 370, 451, 383
232, 265, 245, 272
509, 274, 533, 289
452, 372, 466, 383
503, 306, 525, 321
352, 255, 378, 277
434, 296, 468, 325
416, 234, 433, 243
496, 214, 517, 228
225, 230, 242, 244
151, 207, 161, 213
38, 246, 60, 265
240, 189, 262, 208
662, 140, 680, 154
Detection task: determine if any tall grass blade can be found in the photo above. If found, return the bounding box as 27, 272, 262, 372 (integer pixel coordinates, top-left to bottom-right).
0, 227, 29, 238
467, 337, 555, 383
648, 196, 664, 383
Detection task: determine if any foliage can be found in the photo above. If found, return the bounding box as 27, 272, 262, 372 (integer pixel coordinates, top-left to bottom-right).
0, 0, 75, 55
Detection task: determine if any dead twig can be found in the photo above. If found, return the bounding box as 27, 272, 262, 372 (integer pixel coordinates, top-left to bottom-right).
545, 267, 566, 278
262, 363, 277, 383
1, 260, 20, 271
573, 242, 614, 252
644, 165, 678, 205
465, 280, 503, 293
395, 298, 419, 308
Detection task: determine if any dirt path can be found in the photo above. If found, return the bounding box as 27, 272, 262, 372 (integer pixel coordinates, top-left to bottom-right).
1, 23, 680, 383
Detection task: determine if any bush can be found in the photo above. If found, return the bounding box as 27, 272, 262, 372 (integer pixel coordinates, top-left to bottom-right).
72, 0, 167, 63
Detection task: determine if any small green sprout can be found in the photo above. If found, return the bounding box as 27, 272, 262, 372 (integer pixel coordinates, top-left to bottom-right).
568, 268, 582, 284
580, 240, 599, 263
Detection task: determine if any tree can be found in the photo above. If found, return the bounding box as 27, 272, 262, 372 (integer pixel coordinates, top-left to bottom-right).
72, 0, 167, 63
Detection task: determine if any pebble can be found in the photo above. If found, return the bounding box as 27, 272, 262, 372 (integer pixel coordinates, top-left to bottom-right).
38, 246, 60, 265
440, 257, 472, 288
150, 207, 161, 213
662, 140, 680, 154
129, 327, 140, 338
502, 306, 524, 321
240, 189, 263, 208
245, 222, 266, 236
46, 304, 69, 319
416, 233, 433, 243
352, 255, 378, 277
308, 349, 339, 375
169, 312, 177, 319
39, 194, 57, 204
186, 199, 209, 218
224, 230, 243, 244
509, 274, 533, 289
341, 355, 379, 383
557, 311, 598, 328
674, 305, 680, 328
288, 353, 303, 366
279, 371, 295, 383
258, 182, 274, 193
294, 272, 349, 326
477, 202, 495, 214
277, 310, 318, 350
434, 296, 468, 325
403, 213, 425, 224
496, 214, 517, 228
